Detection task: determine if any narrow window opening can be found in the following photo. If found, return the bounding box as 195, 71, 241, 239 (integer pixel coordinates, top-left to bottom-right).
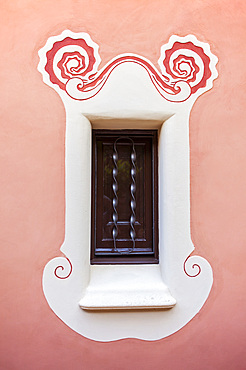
91, 129, 158, 264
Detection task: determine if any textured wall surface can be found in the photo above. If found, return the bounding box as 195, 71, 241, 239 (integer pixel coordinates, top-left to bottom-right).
0, 0, 246, 369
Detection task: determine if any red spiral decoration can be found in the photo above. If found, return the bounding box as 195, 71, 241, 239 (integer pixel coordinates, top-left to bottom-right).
54, 257, 73, 279
184, 255, 201, 277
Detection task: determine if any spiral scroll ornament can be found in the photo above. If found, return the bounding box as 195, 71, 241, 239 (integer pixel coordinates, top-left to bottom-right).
54, 257, 73, 279
42, 31, 101, 91
158, 36, 216, 95
183, 255, 202, 277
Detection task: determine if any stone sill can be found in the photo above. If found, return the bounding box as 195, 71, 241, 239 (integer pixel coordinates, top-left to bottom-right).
79, 264, 176, 310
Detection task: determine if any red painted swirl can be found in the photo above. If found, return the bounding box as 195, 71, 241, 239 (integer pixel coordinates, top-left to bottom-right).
58, 52, 86, 79
45, 37, 97, 90
184, 255, 201, 277
161, 41, 211, 93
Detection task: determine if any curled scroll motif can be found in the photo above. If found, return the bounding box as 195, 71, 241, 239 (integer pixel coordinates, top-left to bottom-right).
44, 34, 100, 91
159, 38, 214, 95
184, 255, 202, 277
54, 256, 73, 279
39, 31, 218, 103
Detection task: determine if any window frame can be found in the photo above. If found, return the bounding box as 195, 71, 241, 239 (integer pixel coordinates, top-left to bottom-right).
91, 129, 159, 265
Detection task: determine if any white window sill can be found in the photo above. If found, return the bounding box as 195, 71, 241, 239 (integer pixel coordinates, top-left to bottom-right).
79, 265, 176, 310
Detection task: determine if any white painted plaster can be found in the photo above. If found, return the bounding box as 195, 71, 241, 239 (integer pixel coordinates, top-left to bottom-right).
38, 32, 218, 341
80, 265, 176, 310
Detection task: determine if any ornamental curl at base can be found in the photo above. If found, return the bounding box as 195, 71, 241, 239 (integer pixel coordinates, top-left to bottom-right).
183, 255, 202, 277
54, 256, 73, 279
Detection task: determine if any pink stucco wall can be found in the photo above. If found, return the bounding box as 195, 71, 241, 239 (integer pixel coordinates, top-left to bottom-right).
1, 1, 246, 369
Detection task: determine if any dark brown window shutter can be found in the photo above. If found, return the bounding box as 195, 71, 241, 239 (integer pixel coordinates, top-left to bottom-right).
91, 130, 158, 264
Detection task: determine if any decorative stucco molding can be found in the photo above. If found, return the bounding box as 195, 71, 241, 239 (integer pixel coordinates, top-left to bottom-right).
39, 31, 217, 103
38, 30, 218, 341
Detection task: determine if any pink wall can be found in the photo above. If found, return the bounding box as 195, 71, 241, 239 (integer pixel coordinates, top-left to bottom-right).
1, 0, 246, 369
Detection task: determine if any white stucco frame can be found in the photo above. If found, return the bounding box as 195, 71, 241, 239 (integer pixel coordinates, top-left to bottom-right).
38, 31, 218, 341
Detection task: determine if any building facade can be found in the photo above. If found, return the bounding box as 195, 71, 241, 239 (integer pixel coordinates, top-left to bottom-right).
1, 0, 245, 369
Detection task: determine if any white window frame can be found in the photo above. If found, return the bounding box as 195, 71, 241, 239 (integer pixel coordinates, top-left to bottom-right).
38, 31, 217, 341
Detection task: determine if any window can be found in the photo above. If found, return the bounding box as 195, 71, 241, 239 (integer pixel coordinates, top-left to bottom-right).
39, 31, 217, 337
91, 130, 158, 264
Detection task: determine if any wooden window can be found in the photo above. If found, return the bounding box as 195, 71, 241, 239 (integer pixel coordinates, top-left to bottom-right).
91, 130, 158, 264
